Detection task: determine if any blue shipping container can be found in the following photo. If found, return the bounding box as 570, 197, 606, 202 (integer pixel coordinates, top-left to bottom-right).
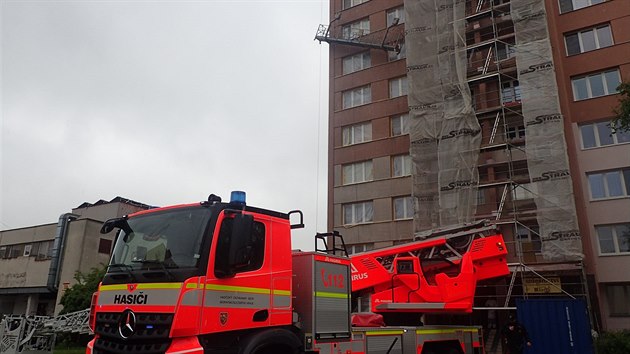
516, 298, 593, 354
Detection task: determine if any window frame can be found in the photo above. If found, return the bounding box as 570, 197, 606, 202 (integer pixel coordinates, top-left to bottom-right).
571, 69, 620, 101
386, 6, 405, 27
605, 283, 630, 317
393, 196, 414, 220
501, 80, 521, 104
342, 201, 374, 225
347, 243, 374, 255
495, 41, 516, 61
389, 76, 408, 98
342, 160, 373, 185
559, 0, 606, 14
587, 168, 630, 200
391, 113, 410, 136
342, 85, 372, 109
342, 0, 369, 10
515, 224, 542, 254
579, 121, 630, 149
596, 223, 630, 256
341, 18, 370, 40
392, 154, 412, 177
342, 51, 371, 75
342, 122, 372, 146
564, 24, 613, 56
507, 125, 526, 141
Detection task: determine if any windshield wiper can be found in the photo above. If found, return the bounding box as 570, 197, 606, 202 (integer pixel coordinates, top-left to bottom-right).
107, 263, 137, 281
131, 259, 175, 280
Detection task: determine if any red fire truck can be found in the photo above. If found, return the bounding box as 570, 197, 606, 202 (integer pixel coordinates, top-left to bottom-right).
86, 192, 508, 354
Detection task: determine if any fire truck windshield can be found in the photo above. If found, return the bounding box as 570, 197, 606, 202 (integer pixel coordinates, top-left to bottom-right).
109, 207, 211, 271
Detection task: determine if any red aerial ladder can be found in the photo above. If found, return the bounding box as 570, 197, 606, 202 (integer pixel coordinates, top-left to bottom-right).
349, 222, 509, 315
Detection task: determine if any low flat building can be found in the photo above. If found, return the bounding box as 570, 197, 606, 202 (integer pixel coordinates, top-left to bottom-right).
0, 197, 150, 316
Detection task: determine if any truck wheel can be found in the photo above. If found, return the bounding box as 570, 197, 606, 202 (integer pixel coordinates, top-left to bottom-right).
238, 328, 301, 354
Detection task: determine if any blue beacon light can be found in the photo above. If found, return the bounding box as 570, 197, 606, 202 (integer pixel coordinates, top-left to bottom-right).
230, 191, 246, 205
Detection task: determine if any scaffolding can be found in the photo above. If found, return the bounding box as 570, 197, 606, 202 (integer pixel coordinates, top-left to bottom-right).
316, 0, 596, 341
400, 1, 595, 347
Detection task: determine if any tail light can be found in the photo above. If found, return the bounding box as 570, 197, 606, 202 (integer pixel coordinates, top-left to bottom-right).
89, 291, 98, 332
496, 242, 504, 251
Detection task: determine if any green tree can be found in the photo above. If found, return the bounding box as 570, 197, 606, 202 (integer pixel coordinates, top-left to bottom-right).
611, 82, 630, 133
58, 265, 106, 314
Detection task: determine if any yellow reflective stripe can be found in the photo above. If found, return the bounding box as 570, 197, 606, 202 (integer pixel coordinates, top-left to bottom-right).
273, 289, 291, 296
314, 291, 349, 299
205, 284, 270, 295
186, 283, 201, 289
416, 328, 478, 335
366, 330, 404, 336
100, 282, 183, 291
137, 283, 183, 290
99, 284, 128, 291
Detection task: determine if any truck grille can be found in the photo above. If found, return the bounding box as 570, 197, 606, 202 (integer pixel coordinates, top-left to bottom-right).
93, 312, 173, 354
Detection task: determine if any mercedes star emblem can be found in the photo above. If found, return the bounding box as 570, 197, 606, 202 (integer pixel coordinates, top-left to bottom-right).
118, 309, 137, 339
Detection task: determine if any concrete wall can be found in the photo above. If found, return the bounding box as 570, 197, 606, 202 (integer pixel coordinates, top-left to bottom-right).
0, 224, 56, 288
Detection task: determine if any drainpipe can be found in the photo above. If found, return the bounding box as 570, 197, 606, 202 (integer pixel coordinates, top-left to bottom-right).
47, 213, 79, 292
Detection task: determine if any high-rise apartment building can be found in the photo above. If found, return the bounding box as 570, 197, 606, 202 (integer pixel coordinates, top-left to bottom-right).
319, 0, 629, 332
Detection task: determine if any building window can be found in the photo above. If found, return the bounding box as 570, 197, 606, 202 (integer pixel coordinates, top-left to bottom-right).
342, 85, 371, 109
1, 244, 26, 259
387, 6, 405, 26
388, 42, 406, 61
580, 121, 630, 149
343, 51, 371, 75
343, 0, 369, 10
596, 224, 630, 255
342, 18, 370, 40
342, 160, 373, 185
389, 76, 408, 98
501, 80, 521, 104
496, 41, 515, 61
29, 240, 54, 260
391, 114, 410, 136
565, 24, 613, 56
572, 69, 620, 101
343, 201, 374, 225
588, 168, 630, 199
507, 125, 525, 141
347, 243, 374, 255
516, 224, 542, 253
98, 238, 113, 254
393, 196, 414, 220
605, 283, 630, 316
559, 0, 606, 14
342, 122, 372, 146
392, 155, 412, 177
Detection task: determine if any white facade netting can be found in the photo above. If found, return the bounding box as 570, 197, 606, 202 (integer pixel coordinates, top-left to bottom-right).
511, 0, 582, 261
405, 0, 481, 232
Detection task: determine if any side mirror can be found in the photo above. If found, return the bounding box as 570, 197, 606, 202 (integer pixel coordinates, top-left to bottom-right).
101, 218, 124, 234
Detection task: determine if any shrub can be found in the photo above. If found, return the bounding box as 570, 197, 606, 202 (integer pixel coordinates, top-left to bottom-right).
595, 330, 630, 354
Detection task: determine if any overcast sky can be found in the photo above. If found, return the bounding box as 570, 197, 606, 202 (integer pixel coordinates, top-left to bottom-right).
1, 0, 330, 250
